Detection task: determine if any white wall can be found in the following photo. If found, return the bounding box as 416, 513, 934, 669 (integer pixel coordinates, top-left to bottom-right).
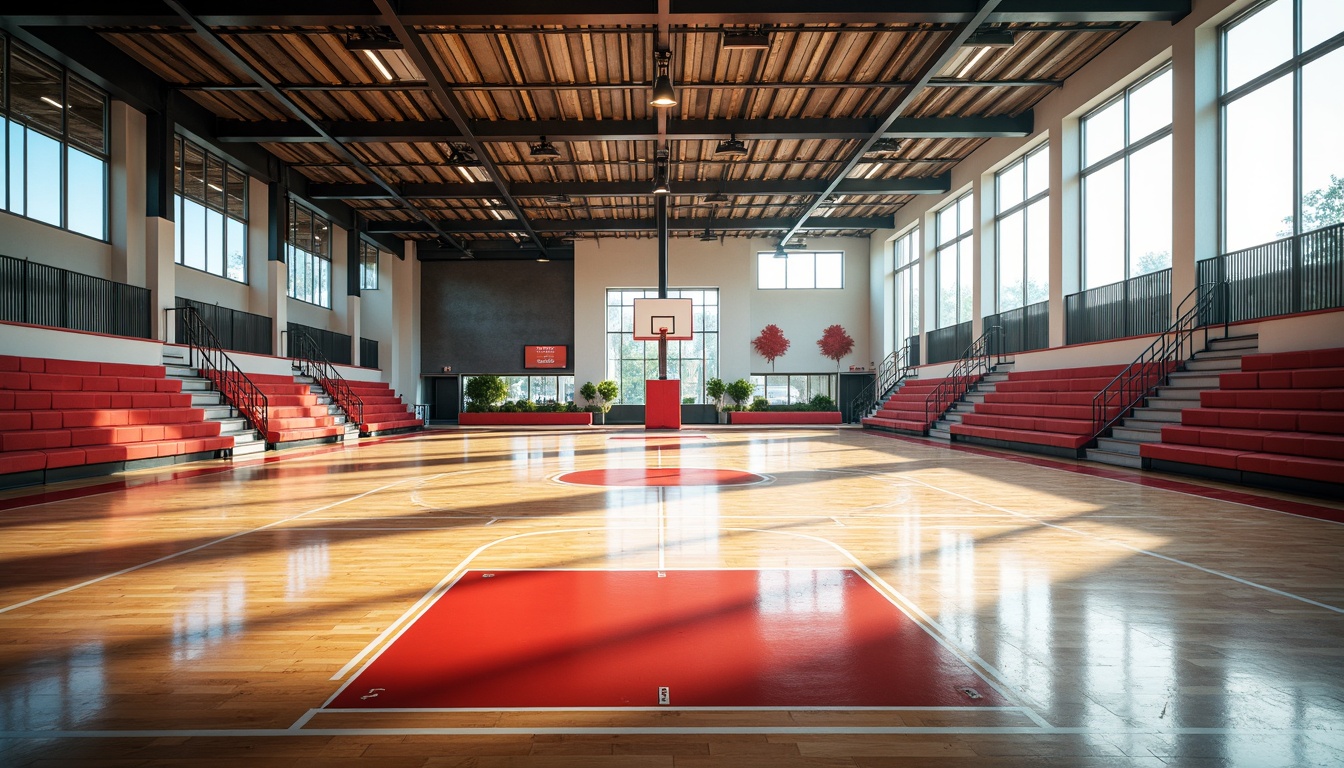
0, 214, 112, 278
574, 236, 871, 389
0, 321, 163, 366
359, 243, 397, 383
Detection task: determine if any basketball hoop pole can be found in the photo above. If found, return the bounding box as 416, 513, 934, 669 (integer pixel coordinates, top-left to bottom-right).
656, 193, 669, 380
658, 329, 668, 379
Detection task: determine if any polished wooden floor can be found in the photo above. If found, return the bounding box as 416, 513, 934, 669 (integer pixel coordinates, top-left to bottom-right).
2, 426, 1344, 767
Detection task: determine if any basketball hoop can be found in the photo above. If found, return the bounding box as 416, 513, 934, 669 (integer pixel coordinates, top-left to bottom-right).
658, 326, 669, 338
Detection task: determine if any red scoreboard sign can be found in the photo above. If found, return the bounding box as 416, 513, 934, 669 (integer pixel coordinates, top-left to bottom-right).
525, 345, 568, 369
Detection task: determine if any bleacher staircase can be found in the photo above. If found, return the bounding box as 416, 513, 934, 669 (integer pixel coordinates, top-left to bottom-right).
162, 345, 266, 457
929, 363, 1014, 441
1086, 335, 1258, 467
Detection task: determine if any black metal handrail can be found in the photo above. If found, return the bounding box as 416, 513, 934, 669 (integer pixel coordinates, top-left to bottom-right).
171, 305, 269, 441
923, 325, 1004, 426
1090, 280, 1229, 438
848, 343, 915, 423
289, 328, 364, 428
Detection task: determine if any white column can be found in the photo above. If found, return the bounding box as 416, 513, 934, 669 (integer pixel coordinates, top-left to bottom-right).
109, 102, 147, 289
1171, 17, 1221, 319
1052, 115, 1081, 348
145, 217, 175, 343
348, 295, 362, 366
391, 240, 421, 401
269, 260, 287, 356
973, 172, 992, 340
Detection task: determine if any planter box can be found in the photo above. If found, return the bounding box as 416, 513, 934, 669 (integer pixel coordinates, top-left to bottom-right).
458, 412, 593, 426
729, 411, 842, 425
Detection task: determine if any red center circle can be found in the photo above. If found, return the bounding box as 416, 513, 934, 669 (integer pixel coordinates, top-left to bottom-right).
557, 468, 765, 487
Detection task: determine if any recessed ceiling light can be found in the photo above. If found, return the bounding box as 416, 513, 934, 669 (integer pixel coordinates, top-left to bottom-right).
529, 136, 561, 159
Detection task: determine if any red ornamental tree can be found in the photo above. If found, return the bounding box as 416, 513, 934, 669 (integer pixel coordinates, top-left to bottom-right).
752, 324, 791, 371
817, 324, 855, 370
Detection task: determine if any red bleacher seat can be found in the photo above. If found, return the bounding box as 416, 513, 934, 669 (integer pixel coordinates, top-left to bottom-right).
861, 376, 962, 434
1140, 347, 1344, 490
345, 380, 423, 435
0, 355, 230, 482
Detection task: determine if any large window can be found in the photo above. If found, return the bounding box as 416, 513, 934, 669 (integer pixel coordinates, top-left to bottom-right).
1222, 0, 1344, 251
996, 143, 1050, 311
1081, 65, 1173, 289
463, 375, 574, 407
750, 374, 834, 406
359, 240, 380, 290
935, 192, 973, 328
757, 250, 843, 289
287, 200, 331, 307
0, 36, 108, 240
174, 136, 247, 283
606, 288, 718, 404
892, 228, 920, 348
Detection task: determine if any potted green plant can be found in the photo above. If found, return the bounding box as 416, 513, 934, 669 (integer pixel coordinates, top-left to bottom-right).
725, 378, 755, 420
580, 380, 620, 425
705, 377, 727, 423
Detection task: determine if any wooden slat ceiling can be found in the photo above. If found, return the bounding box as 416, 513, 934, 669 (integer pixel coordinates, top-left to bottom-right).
98, 19, 1134, 246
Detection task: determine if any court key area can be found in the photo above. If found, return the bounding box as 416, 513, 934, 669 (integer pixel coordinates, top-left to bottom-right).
2, 426, 1344, 766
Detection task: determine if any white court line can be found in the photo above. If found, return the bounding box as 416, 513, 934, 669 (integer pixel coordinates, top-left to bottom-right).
308, 705, 1026, 713
7, 726, 1342, 738
0, 473, 442, 616
900, 475, 1344, 616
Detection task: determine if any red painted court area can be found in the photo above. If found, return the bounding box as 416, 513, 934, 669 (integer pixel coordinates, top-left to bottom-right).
331, 569, 1005, 709
556, 468, 765, 487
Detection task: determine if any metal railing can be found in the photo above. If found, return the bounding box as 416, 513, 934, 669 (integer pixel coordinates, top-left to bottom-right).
360, 337, 379, 370
1197, 221, 1344, 324
1065, 268, 1171, 345
176, 297, 272, 355
985, 300, 1049, 355
172, 304, 269, 441
0, 254, 152, 338
923, 325, 1004, 426
289, 328, 364, 428
287, 322, 353, 365
848, 343, 916, 423
926, 320, 972, 364
1090, 280, 1229, 438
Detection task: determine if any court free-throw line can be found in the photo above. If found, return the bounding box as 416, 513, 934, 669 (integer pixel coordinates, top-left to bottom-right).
902, 475, 1344, 615
0, 474, 442, 616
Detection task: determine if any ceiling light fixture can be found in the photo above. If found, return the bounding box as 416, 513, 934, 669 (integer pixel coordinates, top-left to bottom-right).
345, 30, 405, 51
783, 238, 808, 250
529, 136, 561, 159
39, 95, 67, 110
773, 246, 789, 259
652, 169, 671, 195
702, 191, 730, 206
545, 193, 574, 206
866, 138, 903, 155
714, 134, 749, 156
699, 227, 718, 241
963, 29, 1016, 48
720, 29, 771, 49
362, 49, 394, 81
649, 50, 677, 108
956, 46, 992, 79
536, 256, 551, 263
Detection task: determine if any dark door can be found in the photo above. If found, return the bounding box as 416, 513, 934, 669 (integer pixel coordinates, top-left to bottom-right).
432, 376, 460, 421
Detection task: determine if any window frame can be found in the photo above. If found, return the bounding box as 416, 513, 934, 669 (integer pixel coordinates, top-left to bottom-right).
605, 288, 719, 404
286, 198, 333, 308
173, 134, 249, 284
359, 239, 380, 290
934, 191, 974, 329
0, 35, 110, 241
1218, 0, 1344, 251
995, 142, 1050, 312
891, 228, 920, 350
1079, 63, 1174, 288
756, 250, 844, 290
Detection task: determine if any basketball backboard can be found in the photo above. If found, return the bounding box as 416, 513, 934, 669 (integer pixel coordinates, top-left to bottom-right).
632, 298, 694, 341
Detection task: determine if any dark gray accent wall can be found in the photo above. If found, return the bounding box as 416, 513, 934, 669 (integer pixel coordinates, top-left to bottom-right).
420, 260, 575, 374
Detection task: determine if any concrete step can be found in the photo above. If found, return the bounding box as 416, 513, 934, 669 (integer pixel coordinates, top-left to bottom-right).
964, 392, 987, 403
1129, 408, 1182, 423
983, 373, 1010, 383
1184, 358, 1241, 372
1096, 437, 1142, 456
942, 412, 965, 423
201, 404, 236, 420
191, 392, 224, 407
164, 364, 199, 378
1166, 372, 1222, 388
1087, 449, 1144, 469
1154, 386, 1204, 400
1192, 348, 1248, 361
1111, 425, 1162, 442
928, 426, 952, 441
175, 378, 213, 392
216, 417, 250, 434
1207, 335, 1259, 351
1142, 399, 1190, 412
1121, 418, 1175, 432
230, 438, 267, 457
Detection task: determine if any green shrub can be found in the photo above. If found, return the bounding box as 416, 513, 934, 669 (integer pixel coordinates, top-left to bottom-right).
682, 396, 695, 404
705, 378, 726, 409
596, 380, 619, 410
725, 378, 754, 408
750, 396, 770, 412
464, 375, 508, 412
808, 394, 837, 411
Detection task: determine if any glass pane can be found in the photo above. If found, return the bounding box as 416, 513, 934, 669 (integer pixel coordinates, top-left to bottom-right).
998, 209, 1024, 311
0, 118, 6, 211
173, 136, 183, 195
205, 208, 224, 275
1224, 0, 1293, 92
786, 252, 815, 288
67, 148, 105, 239
8, 123, 22, 215
1128, 68, 1172, 142
1083, 161, 1125, 288
314, 216, 330, 255
957, 239, 973, 323
66, 75, 106, 154
25, 128, 62, 226
226, 167, 246, 218
957, 194, 973, 235
226, 217, 246, 282
1026, 144, 1049, 198
182, 141, 206, 202
758, 252, 786, 288
998, 159, 1024, 212
1224, 74, 1293, 250
1025, 198, 1050, 305
182, 199, 206, 270
1083, 98, 1124, 167
816, 252, 843, 288
292, 206, 314, 252
937, 247, 957, 328
1304, 0, 1344, 51
9, 47, 63, 136
1128, 135, 1172, 276
937, 203, 958, 245
1301, 48, 1344, 232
